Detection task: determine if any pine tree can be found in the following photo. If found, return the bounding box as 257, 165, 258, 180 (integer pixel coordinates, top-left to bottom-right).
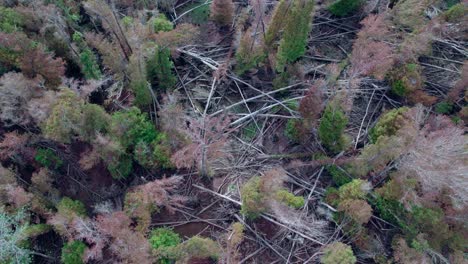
147, 47, 177, 90
264, 0, 289, 49
318, 102, 348, 153
275, 0, 315, 72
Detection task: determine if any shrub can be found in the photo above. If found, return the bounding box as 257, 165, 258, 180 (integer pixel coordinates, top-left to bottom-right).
152, 133, 173, 169
389, 63, 423, 97
35, 148, 63, 170
23, 224, 51, 238
0, 7, 24, 33
79, 103, 109, 141
107, 153, 133, 179
393, 0, 432, 30
235, 28, 265, 75
338, 179, 369, 201
240, 176, 267, 219
149, 228, 181, 249
337, 199, 372, 224
328, 0, 364, 17
149, 228, 180, 263
318, 103, 348, 153
369, 107, 409, 143
176, 236, 220, 262
434, 101, 453, 114
275, 0, 315, 72
284, 119, 301, 142
57, 197, 87, 217
153, 14, 173, 33
321, 242, 356, 264
61, 241, 86, 264
20, 47, 65, 89
147, 47, 177, 90
43, 90, 83, 143
444, 3, 467, 23
275, 189, 305, 209
326, 165, 352, 187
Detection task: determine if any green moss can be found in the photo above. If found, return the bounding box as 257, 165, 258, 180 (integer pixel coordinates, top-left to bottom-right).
153, 14, 173, 33
434, 101, 453, 114
275, 189, 305, 209
326, 165, 352, 187
240, 177, 266, 219
35, 148, 63, 170
57, 197, 87, 217
328, 0, 364, 17
369, 107, 409, 143
61, 241, 86, 264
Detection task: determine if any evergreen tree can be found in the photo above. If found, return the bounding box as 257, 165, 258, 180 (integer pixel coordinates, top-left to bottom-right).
275, 0, 315, 72
318, 102, 348, 153
79, 48, 101, 80
264, 0, 289, 49
147, 47, 177, 90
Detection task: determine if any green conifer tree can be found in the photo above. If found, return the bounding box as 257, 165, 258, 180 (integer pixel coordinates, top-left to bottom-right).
275, 0, 315, 72
318, 102, 348, 153
147, 47, 177, 90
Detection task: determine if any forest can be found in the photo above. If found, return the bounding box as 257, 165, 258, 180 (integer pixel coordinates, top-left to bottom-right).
0, 0, 466, 263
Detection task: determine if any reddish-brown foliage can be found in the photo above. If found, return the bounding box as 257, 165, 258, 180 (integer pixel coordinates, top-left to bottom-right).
5, 185, 33, 209
20, 47, 65, 88
95, 212, 151, 264
338, 199, 372, 224
350, 14, 394, 80
350, 40, 394, 80
128, 176, 185, 213
448, 61, 468, 102
210, 0, 235, 26
0, 132, 29, 162
299, 83, 324, 126
400, 115, 467, 206
171, 115, 235, 176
